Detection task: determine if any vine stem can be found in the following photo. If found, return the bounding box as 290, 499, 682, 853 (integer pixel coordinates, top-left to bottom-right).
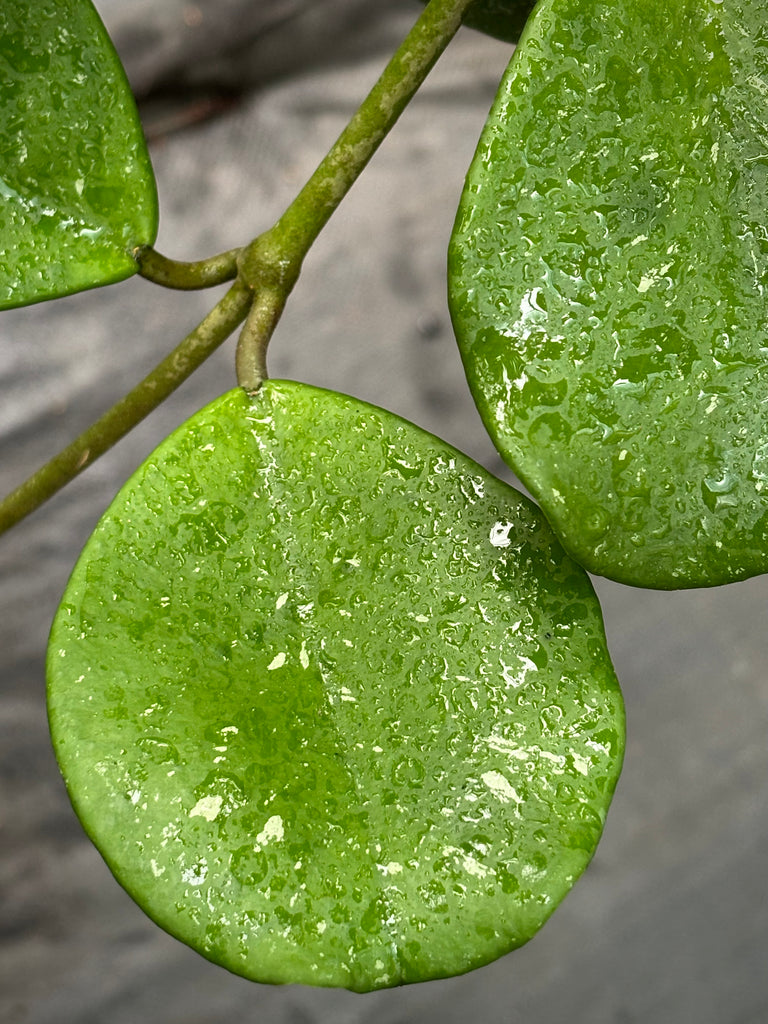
0, 0, 477, 534
0, 281, 251, 535
234, 0, 476, 389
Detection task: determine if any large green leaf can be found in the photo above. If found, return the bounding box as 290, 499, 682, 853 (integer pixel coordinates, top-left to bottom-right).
47, 381, 624, 990
449, 0, 768, 588
0, 0, 158, 309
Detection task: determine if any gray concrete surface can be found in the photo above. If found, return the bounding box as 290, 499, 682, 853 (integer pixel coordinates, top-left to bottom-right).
1, 3, 767, 1022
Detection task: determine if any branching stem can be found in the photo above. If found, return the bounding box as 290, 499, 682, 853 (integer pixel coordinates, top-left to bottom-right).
0, 0, 476, 532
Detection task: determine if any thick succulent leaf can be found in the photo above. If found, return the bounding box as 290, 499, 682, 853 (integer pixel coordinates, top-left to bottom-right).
449, 0, 768, 588
47, 382, 624, 991
0, 0, 158, 309
419, 0, 536, 44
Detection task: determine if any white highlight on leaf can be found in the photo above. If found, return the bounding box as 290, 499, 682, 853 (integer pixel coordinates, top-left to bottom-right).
181, 862, 208, 886
268, 652, 286, 670
443, 845, 490, 879
463, 854, 489, 878
570, 750, 591, 776
256, 815, 284, 846
189, 795, 223, 821
490, 521, 513, 548
500, 654, 538, 688
637, 262, 673, 293
378, 861, 403, 876
484, 734, 567, 771
482, 770, 522, 805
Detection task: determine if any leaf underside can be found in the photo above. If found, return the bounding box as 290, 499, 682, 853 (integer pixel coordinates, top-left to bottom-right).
449, 0, 768, 588
463, 0, 538, 43
420, 0, 536, 44
47, 381, 624, 991
0, 0, 158, 309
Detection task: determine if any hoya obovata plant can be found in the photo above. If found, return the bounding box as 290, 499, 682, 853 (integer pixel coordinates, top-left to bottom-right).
1, 0, 765, 992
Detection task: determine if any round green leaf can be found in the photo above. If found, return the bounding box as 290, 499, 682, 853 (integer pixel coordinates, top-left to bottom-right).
449, 0, 768, 588
0, 0, 158, 309
47, 381, 624, 990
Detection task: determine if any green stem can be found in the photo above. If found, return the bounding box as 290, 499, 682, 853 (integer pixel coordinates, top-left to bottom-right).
235, 0, 474, 387
135, 244, 242, 289
0, 281, 252, 535
235, 287, 288, 394
276, 0, 474, 253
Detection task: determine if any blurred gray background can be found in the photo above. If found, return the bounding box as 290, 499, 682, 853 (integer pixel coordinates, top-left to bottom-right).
1, 2, 767, 1022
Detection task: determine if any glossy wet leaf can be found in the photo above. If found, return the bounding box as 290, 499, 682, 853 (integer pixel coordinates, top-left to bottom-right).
449, 0, 768, 588
47, 381, 624, 990
0, 0, 158, 309
420, 0, 536, 43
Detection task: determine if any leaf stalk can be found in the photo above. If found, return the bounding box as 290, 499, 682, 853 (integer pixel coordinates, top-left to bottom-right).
135, 245, 242, 289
